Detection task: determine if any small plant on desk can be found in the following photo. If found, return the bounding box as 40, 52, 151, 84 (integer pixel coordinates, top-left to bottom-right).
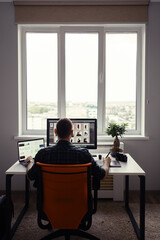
106, 122, 128, 153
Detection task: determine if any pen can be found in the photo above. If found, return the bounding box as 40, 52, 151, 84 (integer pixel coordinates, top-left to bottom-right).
105, 152, 110, 158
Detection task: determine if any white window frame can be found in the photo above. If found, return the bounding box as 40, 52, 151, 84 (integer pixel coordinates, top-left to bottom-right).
18, 24, 146, 138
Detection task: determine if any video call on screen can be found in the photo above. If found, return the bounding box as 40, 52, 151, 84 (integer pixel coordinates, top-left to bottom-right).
47, 119, 96, 148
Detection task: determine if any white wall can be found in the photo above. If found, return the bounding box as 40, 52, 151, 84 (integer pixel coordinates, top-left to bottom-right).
0, 3, 25, 190
123, 2, 160, 190
0, 2, 160, 190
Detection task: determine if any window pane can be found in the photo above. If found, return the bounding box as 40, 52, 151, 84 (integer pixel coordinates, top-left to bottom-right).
105, 33, 137, 130
26, 33, 58, 130
65, 33, 98, 118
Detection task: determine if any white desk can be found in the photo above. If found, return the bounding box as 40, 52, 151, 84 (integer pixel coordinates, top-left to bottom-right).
6, 153, 145, 176
6, 160, 28, 175
5, 154, 145, 240
111, 154, 145, 240
94, 153, 145, 201
94, 153, 145, 176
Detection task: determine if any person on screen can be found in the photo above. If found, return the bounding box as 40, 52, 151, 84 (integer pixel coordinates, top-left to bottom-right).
76, 131, 82, 136
25, 118, 111, 182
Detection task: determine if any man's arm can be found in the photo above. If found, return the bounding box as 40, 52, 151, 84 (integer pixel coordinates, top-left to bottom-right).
101, 157, 111, 179
25, 156, 34, 178
83, 149, 110, 180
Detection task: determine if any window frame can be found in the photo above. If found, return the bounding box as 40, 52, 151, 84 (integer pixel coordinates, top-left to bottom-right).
18, 24, 146, 138
102, 25, 146, 136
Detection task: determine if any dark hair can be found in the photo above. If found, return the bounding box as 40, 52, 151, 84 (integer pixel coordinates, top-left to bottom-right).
56, 118, 72, 139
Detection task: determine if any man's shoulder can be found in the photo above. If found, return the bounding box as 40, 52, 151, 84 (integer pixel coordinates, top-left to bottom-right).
36, 146, 56, 156
70, 145, 91, 156
40, 145, 54, 152
69, 144, 84, 151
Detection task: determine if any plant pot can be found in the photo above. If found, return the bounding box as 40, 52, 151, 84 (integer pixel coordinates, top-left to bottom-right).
110, 136, 123, 153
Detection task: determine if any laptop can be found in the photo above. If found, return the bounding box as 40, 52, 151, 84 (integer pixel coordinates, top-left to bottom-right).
17, 138, 45, 167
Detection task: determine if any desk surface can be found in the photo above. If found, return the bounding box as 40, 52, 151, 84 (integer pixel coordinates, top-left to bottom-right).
6, 153, 145, 176
6, 161, 27, 175
99, 153, 145, 176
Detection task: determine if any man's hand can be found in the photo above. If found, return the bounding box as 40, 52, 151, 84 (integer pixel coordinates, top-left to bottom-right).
103, 156, 111, 167
25, 156, 34, 172
25, 156, 34, 163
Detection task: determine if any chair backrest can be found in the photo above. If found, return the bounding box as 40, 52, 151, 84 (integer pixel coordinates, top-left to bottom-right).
36, 162, 92, 230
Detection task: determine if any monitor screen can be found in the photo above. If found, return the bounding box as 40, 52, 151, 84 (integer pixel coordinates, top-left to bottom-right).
47, 118, 97, 149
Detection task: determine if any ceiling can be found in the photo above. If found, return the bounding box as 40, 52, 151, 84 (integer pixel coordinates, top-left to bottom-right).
0, 0, 160, 3
0, 0, 160, 2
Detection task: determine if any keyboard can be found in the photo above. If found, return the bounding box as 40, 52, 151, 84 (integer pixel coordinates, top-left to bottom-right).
19, 161, 28, 167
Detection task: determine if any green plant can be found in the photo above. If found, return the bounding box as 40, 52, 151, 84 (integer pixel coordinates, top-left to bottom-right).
106, 123, 128, 138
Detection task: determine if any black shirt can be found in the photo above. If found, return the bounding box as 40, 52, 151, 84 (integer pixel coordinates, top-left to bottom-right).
27, 140, 105, 181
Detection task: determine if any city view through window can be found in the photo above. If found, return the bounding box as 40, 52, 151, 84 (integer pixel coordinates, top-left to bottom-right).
27, 101, 135, 131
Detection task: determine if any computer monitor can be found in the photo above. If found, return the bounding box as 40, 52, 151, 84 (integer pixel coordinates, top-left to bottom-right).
47, 118, 97, 149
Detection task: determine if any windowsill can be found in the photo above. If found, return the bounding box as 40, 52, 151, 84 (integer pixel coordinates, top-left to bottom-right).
14, 135, 149, 143
98, 135, 149, 142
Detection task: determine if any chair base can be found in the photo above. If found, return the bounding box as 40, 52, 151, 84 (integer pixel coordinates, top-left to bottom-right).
40, 229, 100, 240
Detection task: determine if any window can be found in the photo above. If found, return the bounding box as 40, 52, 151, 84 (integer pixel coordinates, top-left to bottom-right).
65, 33, 98, 118
105, 33, 137, 131
26, 32, 58, 130
18, 24, 145, 137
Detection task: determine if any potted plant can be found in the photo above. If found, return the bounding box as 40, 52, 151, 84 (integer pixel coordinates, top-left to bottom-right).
106, 122, 128, 153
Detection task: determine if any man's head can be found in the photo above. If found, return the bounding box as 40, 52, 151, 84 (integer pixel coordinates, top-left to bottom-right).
55, 118, 73, 141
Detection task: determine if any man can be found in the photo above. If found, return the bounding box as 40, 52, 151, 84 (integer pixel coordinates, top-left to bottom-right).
26, 118, 111, 181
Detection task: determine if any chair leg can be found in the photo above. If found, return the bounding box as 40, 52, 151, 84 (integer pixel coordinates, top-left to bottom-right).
65, 231, 70, 240
70, 229, 100, 240
40, 229, 99, 240
40, 229, 67, 240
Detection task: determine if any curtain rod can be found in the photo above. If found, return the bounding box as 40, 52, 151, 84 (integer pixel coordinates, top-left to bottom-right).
13, 1, 150, 6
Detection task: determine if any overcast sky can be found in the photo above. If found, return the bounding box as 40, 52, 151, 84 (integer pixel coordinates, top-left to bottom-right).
26, 32, 137, 103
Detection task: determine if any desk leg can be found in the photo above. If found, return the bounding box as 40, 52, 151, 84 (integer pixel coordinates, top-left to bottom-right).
6, 174, 13, 240
5, 175, 30, 240
25, 175, 30, 207
125, 175, 145, 240
140, 176, 145, 240
125, 175, 129, 209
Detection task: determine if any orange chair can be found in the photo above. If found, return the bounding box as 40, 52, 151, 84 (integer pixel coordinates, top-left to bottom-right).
36, 162, 100, 240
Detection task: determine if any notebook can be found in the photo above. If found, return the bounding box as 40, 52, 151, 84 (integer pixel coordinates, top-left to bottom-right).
93, 154, 121, 168
110, 159, 121, 167
17, 138, 45, 167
